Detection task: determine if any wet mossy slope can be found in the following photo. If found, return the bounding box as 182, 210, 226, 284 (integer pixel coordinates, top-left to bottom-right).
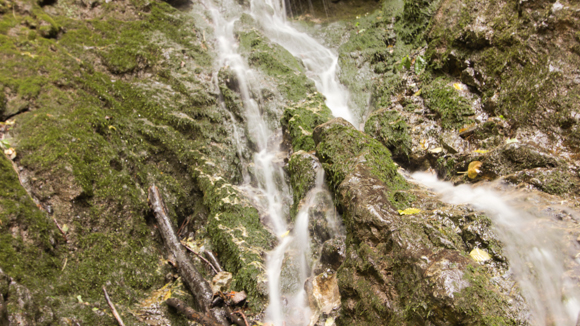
0, 0, 273, 323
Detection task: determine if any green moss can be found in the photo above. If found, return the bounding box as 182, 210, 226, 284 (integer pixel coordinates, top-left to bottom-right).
287, 151, 318, 220
422, 77, 474, 129
0, 154, 59, 285
238, 30, 315, 102
364, 108, 412, 161
395, 0, 441, 45
281, 92, 333, 152
314, 119, 410, 209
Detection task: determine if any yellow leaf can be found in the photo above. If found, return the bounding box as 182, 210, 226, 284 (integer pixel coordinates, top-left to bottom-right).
162, 289, 172, 301
428, 147, 443, 153
467, 161, 482, 179
473, 149, 489, 154
413, 89, 422, 96
108, 125, 117, 131
469, 248, 491, 262
21, 52, 37, 58
280, 230, 290, 238
398, 208, 421, 215
62, 224, 69, 233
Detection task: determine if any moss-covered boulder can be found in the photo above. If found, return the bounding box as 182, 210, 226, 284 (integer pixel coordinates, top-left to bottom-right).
281, 92, 333, 152
364, 107, 412, 161
313, 118, 527, 325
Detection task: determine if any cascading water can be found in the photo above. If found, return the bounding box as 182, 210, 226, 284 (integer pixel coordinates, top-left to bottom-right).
206, 0, 351, 324
250, 0, 357, 126
412, 172, 580, 326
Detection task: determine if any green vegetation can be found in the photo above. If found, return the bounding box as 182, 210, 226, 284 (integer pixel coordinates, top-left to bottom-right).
281, 92, 333, 152
364, 108, 412, 160
422, 77, 474, 129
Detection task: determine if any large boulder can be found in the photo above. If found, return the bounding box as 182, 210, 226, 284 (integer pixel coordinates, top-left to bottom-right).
313, 118, 527, 325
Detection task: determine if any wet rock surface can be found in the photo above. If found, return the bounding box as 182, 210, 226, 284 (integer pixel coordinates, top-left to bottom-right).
313, 119, 528, 325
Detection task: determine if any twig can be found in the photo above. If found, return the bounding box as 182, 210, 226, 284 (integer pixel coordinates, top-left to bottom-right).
102, 286, 125, 326
233, 309, 249, 326
182, 243, 219, 274
225, 306, 246, 326
52, 216, 68, 243
147, 185, 229, 325
166, 298, 222, 326
177, 216, 190, 236
204, 250, 225, 273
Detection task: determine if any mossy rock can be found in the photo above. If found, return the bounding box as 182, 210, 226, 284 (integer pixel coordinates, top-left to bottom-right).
313, 117, 410, 209
281, 92, 333, 152
288, 150, 319, 220
237, 29, 316, 102
364, 107, 412, 161
422, 77, 475, 130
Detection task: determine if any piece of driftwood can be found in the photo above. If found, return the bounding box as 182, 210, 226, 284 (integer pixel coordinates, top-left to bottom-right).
148, 185, 229, 325
102, 286, 125, 326
166, 298, 223, 326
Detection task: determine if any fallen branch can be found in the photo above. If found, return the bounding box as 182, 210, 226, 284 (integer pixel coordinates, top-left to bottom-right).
102, 286, 125, 326
182, 243, 219, 274
148, 185, 229, 325
166, 298, 222, 326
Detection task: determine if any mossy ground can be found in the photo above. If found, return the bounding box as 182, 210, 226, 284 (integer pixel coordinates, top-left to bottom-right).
0, 0, 272, 322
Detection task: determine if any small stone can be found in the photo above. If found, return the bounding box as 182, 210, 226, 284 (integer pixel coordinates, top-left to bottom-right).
229, 290, 247, 305
211, 271, 232, 295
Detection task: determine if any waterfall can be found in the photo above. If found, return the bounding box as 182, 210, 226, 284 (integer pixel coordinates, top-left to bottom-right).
412, 172, 580, 326
206, 0, 352, 324
250, 0, 357, 126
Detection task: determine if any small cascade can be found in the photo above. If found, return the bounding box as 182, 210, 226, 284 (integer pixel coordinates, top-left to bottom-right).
412, 172, 580, 326
250, 0, 357, 126
207, 0, 352, 324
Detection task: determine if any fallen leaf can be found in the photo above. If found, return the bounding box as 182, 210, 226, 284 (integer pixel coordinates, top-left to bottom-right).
469, 248, 491, 262
473, 149, 489, 154
280, 230, 290, 238
398, 208, 421, 215
21, 52, 37, 58
429, 147, 443, 153
453, 83, 467, 91
467, 161, 483, 179
505, 138, 518, 144
77, 295, 84, 303
61, 224, 69, 233
413, 89, 422, 96
108, 125, 117, 131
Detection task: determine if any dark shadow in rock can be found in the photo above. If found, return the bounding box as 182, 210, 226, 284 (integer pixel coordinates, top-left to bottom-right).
163, 0, 193, 10
38, 0, 57, 7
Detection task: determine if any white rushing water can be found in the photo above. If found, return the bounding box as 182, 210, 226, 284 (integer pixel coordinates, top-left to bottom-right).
412, 172, 580, 326
250, 0, 356, 126
206, 0, 352, 324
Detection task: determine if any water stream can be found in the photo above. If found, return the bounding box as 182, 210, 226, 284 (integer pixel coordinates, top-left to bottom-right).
206, 0, 352, 324
412, 172, 580, 326
207, 0, 580, 324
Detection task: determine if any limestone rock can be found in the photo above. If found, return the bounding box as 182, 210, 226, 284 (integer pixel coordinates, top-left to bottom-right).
211, 271, 233, 295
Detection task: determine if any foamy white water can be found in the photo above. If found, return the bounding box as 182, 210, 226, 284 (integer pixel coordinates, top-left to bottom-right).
412, 172, 580, 326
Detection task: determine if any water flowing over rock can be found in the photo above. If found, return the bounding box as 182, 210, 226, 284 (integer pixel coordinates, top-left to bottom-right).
1, 0, 580, 323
